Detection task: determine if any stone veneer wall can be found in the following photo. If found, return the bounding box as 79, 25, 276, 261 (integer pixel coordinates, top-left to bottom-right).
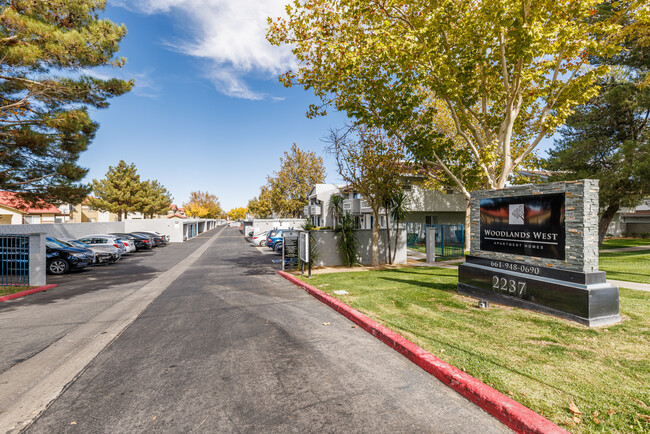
470, 179, 599, 273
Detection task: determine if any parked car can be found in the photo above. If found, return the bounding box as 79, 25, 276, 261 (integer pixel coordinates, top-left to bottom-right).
46, 237, 94, 274
134, 231, 169, 246
251, 232, 268, 246
109, 233, 153, 250
267, 229, 291, 249
133, 232, 166, 247
114, 237, 136, 253
59, 239, 121, 264
274, 240, 283, 254
77, 235, 127, 255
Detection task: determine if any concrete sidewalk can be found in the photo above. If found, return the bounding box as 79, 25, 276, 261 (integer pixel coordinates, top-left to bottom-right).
599, 244, 650, 252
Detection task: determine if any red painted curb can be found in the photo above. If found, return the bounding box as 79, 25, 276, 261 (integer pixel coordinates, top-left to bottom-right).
277, 270, 568, 434
0, 284, 58, 303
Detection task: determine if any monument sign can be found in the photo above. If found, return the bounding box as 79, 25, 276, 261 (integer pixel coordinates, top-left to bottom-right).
458, 180, 620, 327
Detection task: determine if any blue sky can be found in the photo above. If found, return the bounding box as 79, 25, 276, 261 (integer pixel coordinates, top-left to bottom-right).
85, 0, 349, 211
85, 1, 554, 211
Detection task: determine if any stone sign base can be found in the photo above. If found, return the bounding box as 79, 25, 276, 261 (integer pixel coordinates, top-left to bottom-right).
458, 256, 621, 327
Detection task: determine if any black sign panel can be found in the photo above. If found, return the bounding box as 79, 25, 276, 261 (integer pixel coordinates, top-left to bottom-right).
479, 193, 565, 260
282, 234, 299, 269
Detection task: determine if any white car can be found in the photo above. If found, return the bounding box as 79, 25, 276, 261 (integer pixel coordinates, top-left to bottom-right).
251, 232, 268, 246
113, 236, 136, 253
78, 235, 127, 255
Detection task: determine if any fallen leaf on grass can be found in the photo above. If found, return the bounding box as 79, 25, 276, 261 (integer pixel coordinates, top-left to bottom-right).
569, 401, 582, 416
593, 417, 601, 424
638, 414, 650, 422
572, 416, 582, 424
608, 409, 616, 416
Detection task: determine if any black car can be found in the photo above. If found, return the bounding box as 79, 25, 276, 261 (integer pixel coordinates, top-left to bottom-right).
133, 232, 167, 247
46, 237, 94, 275
109, 233, 153, 250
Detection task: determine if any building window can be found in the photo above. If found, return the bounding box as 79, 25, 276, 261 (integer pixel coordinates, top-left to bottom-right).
445, 189, 454, 195
425, 216, 438, 225
24, 215, 41, 224
402, 183, 412, 191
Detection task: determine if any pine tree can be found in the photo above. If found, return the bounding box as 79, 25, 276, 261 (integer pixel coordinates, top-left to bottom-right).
0, 1, 133, 204
88, 161, 145, 221
139, 180, 172, 219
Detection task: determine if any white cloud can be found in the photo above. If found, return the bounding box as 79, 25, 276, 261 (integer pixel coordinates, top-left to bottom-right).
110, 0, 297, 100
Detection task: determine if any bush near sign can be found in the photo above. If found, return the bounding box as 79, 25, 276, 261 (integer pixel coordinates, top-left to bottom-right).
458, 180, 620, 327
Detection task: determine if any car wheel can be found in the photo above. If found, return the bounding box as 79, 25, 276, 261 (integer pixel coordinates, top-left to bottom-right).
261, 240, 267, 247
48, 258, 69, 275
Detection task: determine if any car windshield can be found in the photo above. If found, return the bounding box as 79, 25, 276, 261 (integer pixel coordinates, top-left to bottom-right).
54, 239, 75, 247
70, 240, 89, 248
268, 230, 278, 237
46, 238, 68, 249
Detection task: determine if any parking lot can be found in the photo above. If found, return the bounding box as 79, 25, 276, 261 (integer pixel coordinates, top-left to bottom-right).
0, 232, 218, 376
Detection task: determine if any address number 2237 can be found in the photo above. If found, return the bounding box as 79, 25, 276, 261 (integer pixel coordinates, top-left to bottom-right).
492, 276, 527, 297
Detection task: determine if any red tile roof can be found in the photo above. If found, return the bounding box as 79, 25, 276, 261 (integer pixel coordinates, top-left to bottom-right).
0, 191, 61, 214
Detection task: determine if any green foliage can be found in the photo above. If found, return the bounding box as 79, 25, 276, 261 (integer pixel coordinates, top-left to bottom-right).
335, 212, 360, 267
327, 125, 405, 265
256, 143, 326, 218
88, 161, 144, 220
268, 0, 640, 195
328, 194, 343, 228
139, 180, 172, 219
0, 0, 133, 203
546, 14, 650, 245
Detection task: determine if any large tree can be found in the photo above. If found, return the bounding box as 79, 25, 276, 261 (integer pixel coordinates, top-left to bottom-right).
183, 191, 222, 219
0, 0, 133, 204
267, 143, 326, 218
140, 179, 173, 219
268, 0, 639, 199
327, 125, 405, 266
88, 160, 144, 221
227, 207, 247, 221
247, 186, 273, 219
546, 3, 650, 245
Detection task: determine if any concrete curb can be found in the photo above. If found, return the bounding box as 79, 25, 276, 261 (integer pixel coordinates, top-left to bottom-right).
0, 284, 58, 303
277, 270, 568, 434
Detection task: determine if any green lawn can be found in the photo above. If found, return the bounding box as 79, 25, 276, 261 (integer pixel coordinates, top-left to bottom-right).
301, 267, 650, 433
0, 285, 33, 297
600, 251, 650, 284
600, 238, 650, 250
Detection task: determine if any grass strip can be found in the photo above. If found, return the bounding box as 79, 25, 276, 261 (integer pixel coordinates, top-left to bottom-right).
0, 285, 35, 298
600, 238, 650, 250
600, 251, 650, 284
301, 267, 650, 433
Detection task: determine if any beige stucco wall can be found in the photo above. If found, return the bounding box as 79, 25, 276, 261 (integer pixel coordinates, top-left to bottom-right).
0, 206, 24, 225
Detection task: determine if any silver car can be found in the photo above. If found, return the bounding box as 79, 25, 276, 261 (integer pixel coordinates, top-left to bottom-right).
62, 239, 121, 264
78, 235, 127, 256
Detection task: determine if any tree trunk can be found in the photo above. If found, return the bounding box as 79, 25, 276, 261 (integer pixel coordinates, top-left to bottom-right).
392, 220, 400, 264
598, 204, 620, 246
384, 208, 392, 264
464, 197, 471, 252
371, 208, 379, 266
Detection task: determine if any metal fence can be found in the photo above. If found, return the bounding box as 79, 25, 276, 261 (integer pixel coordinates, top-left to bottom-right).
0, 234, 30, 286
406, 223, 465, 259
